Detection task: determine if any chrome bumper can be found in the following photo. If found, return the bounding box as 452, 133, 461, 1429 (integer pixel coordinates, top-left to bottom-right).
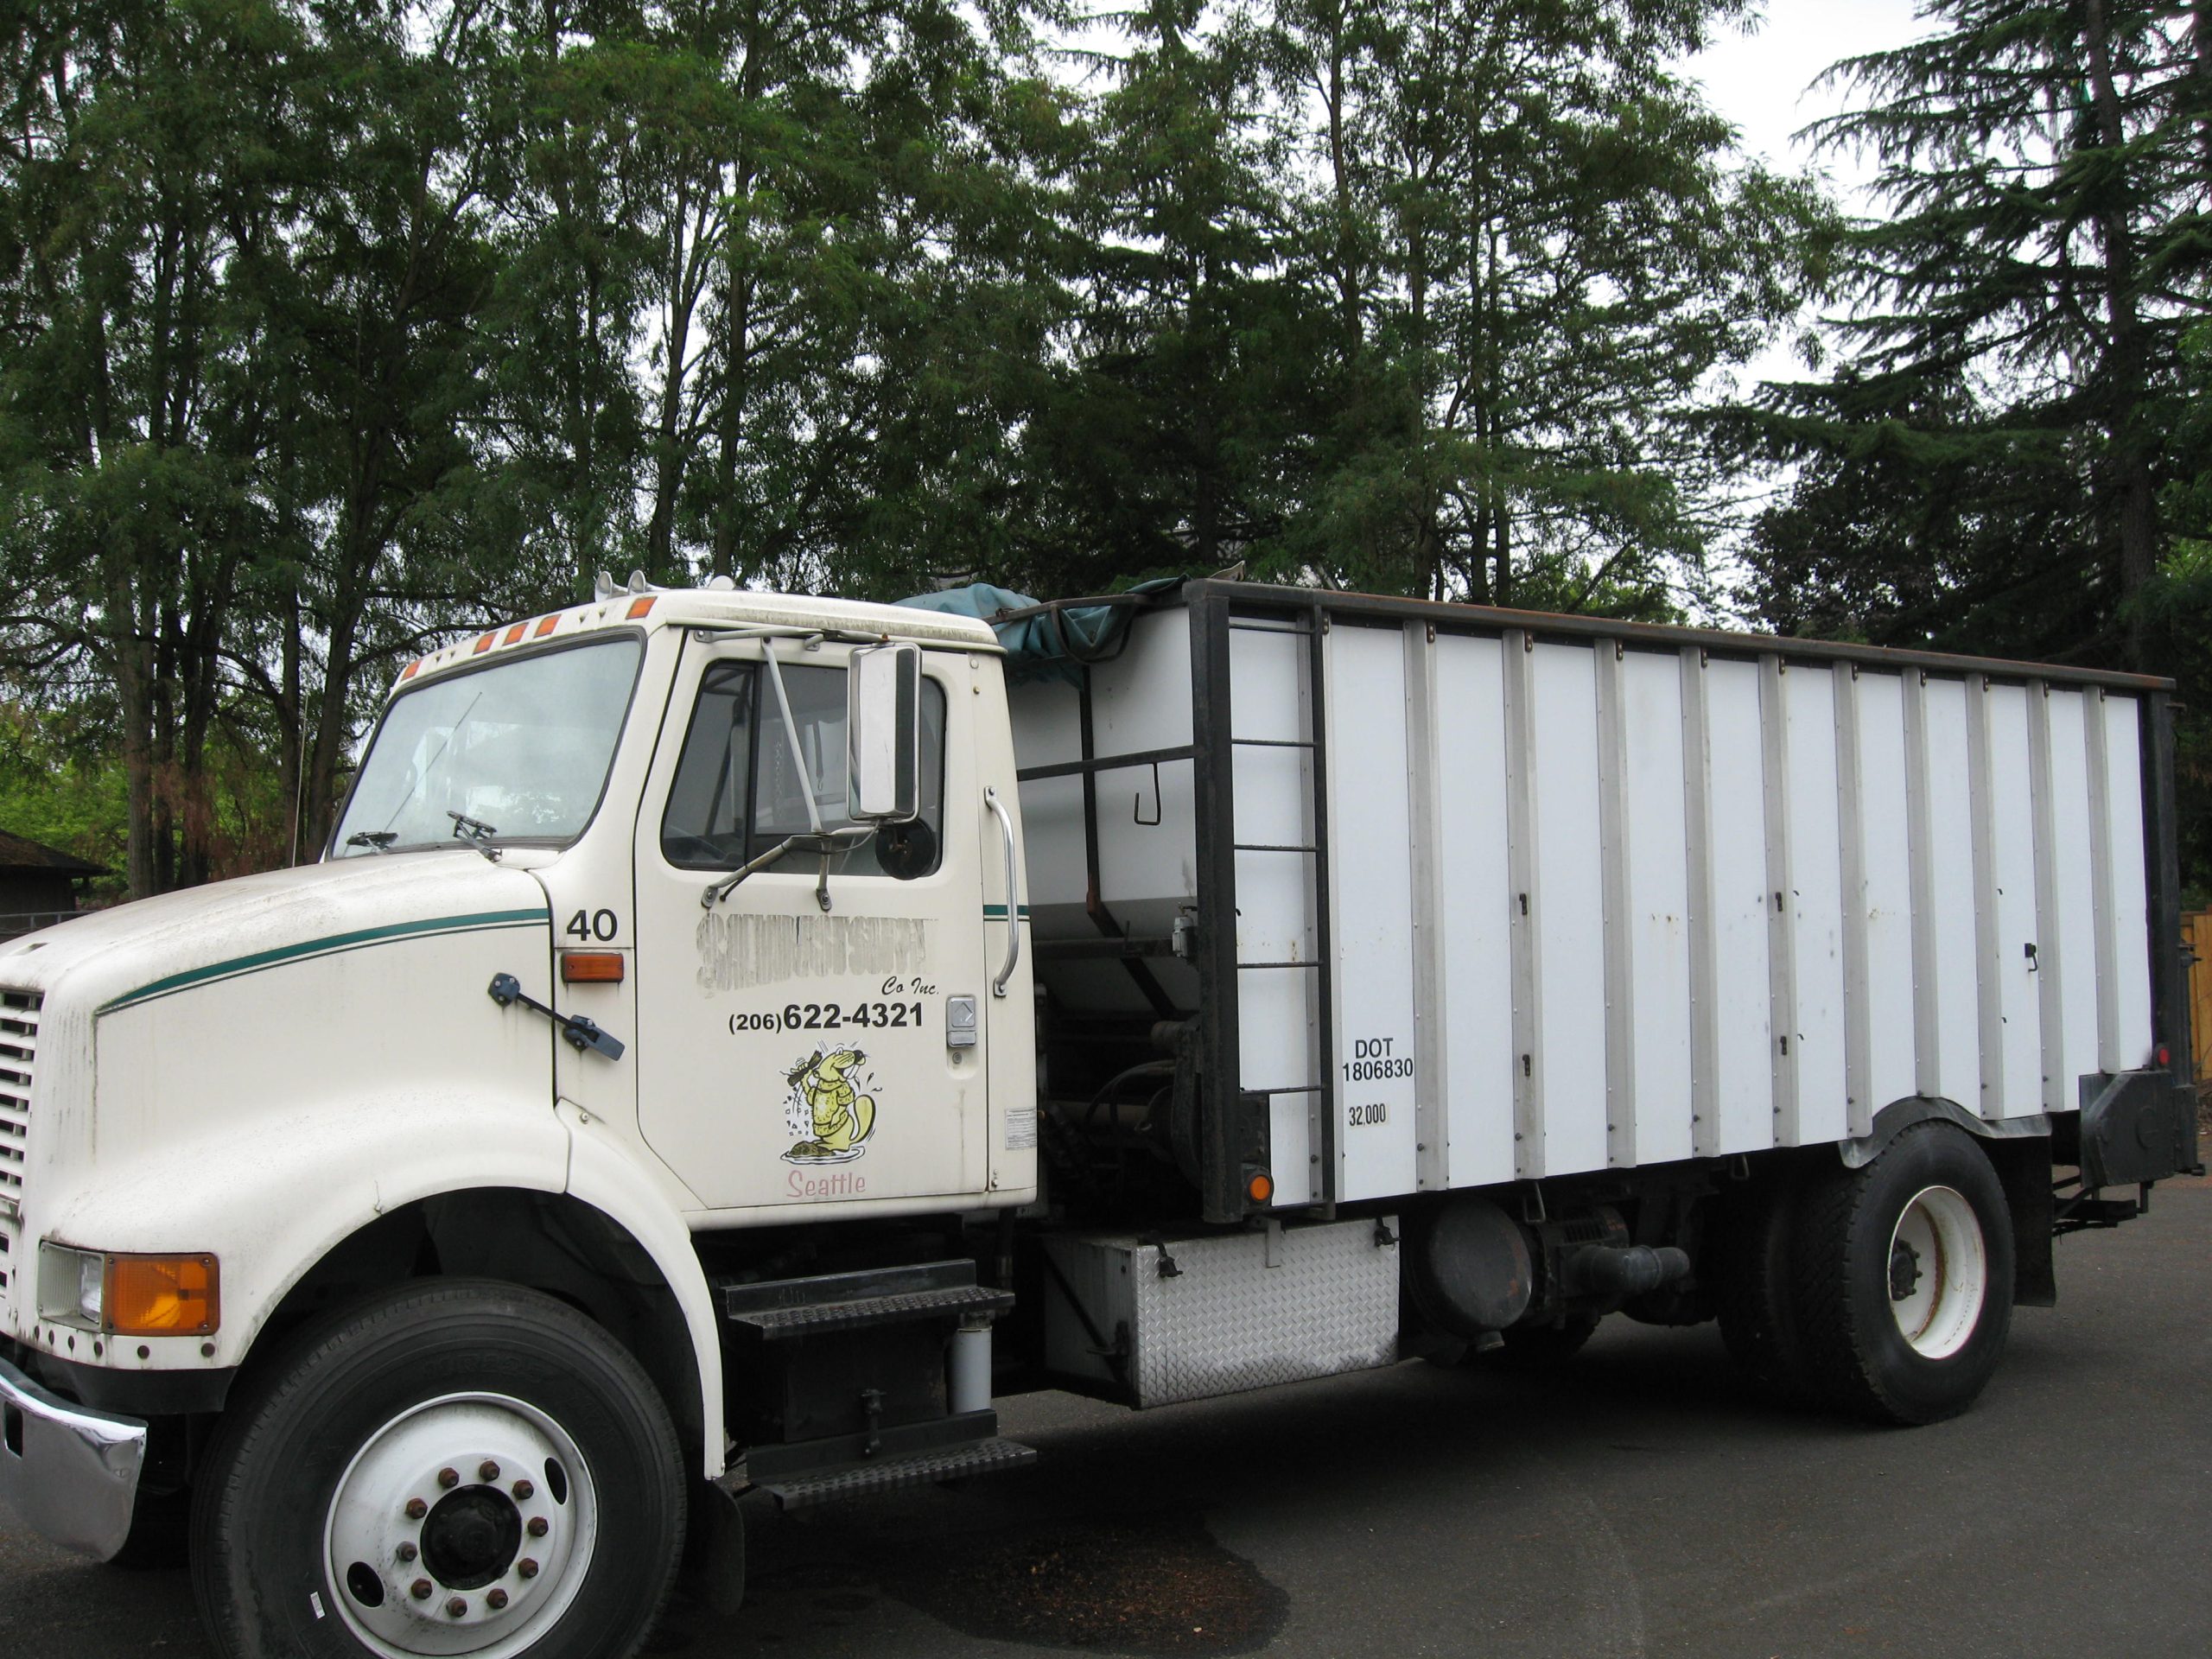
0, 1351, 146, 1560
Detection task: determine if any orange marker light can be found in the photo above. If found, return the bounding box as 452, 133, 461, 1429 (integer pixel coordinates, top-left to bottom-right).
401, 660, 421, 680
534, 615, 560, 638
561, 952, 626, 984
473, 632, 496, 654
105, 1254, 219, 1338
1245, 1170, 1274, 1205
503, 622, 527, 646
626, 596, 656, 620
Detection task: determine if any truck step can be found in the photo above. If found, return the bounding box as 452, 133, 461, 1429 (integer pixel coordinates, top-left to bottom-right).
753, 1436, 1038, 1509
726, 1282, 1014, 1338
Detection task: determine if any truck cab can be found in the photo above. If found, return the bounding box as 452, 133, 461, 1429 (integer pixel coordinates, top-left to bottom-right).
0, 582, 1037, 1656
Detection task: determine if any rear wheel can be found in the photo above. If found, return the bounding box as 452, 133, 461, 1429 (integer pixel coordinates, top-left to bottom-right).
1709, 1174, 1808, 1395
1789, 1122, 2014, 1425
192, 1280, 686, 1658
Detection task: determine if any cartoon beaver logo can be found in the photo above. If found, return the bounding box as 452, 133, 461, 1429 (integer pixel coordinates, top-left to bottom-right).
781, 1046, 879, 1165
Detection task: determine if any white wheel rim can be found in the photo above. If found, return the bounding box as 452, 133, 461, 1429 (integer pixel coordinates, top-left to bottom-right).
1886, 1185, 1987, 1360
322, 1392, 598, 1657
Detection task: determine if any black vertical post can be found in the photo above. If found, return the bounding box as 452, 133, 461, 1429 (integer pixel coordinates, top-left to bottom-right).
1190, 583, 1248, 1222
2140, 690, 2198, 1172
1306, 597, 1336, 1211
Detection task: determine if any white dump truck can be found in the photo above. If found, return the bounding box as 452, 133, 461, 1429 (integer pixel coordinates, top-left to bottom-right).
0, 577, 2195, 1658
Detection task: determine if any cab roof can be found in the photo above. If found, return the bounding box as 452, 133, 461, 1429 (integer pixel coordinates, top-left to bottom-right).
393, 585, 999, 696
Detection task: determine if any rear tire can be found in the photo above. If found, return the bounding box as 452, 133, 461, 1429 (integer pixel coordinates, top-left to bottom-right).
192, 1279, 686, 1658
1790, 1122, 2015, 1425
1709, 1174, 1808, 1395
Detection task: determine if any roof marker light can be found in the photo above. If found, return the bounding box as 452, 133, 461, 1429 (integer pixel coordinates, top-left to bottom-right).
473, 632, 495, 654
626, 596, 657, 620
535, 615, 560, 638
503, 622, 527, 646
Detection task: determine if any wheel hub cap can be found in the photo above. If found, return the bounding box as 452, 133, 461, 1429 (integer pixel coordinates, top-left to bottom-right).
322, 1393, 597, 1657
1885, 1184, 1988, 1361
421, 1487, 523, 1591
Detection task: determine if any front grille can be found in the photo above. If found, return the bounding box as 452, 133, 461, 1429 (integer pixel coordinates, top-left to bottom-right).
0, 988, 37, 1224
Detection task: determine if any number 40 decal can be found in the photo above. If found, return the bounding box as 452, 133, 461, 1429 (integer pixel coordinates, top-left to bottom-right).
565, 908, 620, 942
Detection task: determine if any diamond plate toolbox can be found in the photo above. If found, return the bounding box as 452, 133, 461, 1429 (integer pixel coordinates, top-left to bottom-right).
1041, 1217, 1399, 1408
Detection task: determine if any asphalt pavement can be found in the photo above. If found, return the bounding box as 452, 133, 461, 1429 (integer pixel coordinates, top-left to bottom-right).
7, 1185, 2210, 1658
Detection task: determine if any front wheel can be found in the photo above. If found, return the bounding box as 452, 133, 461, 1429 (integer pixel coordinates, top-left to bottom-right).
192, 1280, 686, 1659
1790, 1122, 2015, 1425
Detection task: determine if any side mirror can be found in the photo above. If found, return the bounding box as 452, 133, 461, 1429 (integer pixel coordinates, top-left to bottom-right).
848, 643, 923, 823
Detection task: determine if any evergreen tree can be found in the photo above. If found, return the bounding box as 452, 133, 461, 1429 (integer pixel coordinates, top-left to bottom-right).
1733, 0, 2211, 671
1260, 0, 1825, 611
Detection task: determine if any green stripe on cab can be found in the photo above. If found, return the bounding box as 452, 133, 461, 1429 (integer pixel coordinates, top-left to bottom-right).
101, 909, 549, 1014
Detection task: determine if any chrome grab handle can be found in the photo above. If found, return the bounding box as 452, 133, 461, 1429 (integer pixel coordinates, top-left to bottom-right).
984, 785, 1020, 997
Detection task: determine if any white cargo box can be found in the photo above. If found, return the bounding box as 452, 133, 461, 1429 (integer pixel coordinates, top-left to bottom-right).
1011, 582, 2174, 1211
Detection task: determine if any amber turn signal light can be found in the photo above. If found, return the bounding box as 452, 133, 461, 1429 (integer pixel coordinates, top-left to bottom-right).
105, 1254, 219, 1338
1245, 1170, 1274, 1205
561, 952, 625, 984
626, 596, 656, 619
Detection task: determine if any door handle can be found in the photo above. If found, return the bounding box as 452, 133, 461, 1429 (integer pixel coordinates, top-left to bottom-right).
984, 785, 1020, 998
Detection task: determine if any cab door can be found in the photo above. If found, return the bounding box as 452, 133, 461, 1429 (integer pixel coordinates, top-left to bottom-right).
630, 633, 991, 1211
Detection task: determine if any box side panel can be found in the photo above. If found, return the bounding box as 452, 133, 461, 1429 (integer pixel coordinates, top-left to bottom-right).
1092, 607, 1198, 936
1622, 650, 1695, 1166
1920, 678, 1984, 1110
1784, 664, 1851, 1146
1853, 672, 1920, 1115
1529, 643, 1609, 1175
1434, 633, 1517, 1188
1325, 625, 1421, 1200
2044, 688, 2102, 1109
1230, 625, 1320, 1205
1704, 658, 1777, 1154
2099, 695, 2155, 1067
1986, 683, 2044, 1114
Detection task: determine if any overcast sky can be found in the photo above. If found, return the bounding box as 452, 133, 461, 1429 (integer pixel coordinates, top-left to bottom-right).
1687, 0, 1932, 201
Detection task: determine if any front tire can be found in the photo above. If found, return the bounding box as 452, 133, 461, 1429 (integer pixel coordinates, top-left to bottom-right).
192, 1280, 686, 1659
1790, 1122, 2015, 1425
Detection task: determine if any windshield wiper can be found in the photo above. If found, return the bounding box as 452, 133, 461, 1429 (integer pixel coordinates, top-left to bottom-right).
447, 810, 499, 842
346, 831, 397, 854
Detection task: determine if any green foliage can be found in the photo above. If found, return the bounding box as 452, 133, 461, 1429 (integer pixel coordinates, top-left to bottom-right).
1726, 0, 2210, 671
0, 0, 1828, 889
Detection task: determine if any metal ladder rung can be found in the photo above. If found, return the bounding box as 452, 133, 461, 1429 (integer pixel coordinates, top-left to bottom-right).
1232, 842, 1317, 854
1230, 736, 1314, 750
1236, 959, 1322, 971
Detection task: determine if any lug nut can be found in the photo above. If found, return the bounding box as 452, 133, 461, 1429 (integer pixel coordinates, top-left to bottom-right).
404, 1498, 429, 1520
479, 1460, 501, 1482
526, 1516, 549, 1538
511, 1478, 534, 1501
397, 1541, 418, 1563
438, 1467, 460, 1490
486, 1588, 510, 1611
518, 1558, 539, 1580
410, 1580, 432, 1601
446, 1597, 468, 1618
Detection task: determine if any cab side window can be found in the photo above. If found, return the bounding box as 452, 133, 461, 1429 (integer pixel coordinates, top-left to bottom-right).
660, 660, 947, 879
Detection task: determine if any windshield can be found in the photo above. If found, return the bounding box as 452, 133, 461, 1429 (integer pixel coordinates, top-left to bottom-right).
334, 638, 643, 855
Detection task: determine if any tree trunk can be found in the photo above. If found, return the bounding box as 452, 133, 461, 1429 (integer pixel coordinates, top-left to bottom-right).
2082, 0, 2160, 670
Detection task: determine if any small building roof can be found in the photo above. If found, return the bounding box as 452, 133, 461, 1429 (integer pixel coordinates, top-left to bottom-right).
0, 830, 108, 877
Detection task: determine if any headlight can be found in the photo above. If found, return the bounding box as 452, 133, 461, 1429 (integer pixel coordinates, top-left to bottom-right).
37, 1244, 219, 1338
